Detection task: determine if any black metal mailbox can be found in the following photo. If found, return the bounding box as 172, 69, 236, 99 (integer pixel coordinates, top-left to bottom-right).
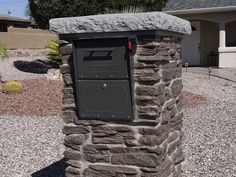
73, 37, 134, 121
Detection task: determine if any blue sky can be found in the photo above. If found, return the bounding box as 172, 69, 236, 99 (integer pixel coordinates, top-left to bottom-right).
0, 0, 28, 19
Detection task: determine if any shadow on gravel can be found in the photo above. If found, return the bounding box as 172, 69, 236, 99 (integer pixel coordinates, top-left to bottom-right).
31, 158, 67, 177
14, 59, 59, 74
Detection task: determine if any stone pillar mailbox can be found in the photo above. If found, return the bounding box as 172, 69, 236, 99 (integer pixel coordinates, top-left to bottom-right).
50, 12, 191, 177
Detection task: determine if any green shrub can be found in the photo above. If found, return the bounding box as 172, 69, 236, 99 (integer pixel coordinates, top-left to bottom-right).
45, 40, 62, 65
29, 0, 167, 29
105, 6, 145, 14
0, 42, 7, 60
1, 81, 23, 94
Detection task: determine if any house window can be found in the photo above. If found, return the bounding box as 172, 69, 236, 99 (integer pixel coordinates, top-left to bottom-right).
226, 21, 236, 47
0, 23, 8, 32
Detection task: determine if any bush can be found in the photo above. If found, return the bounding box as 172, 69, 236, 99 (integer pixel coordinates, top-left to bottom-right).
45, 40, 62, 65
1, 81, 23, 94
28, 0, 167, 29
0, 42, 7, 60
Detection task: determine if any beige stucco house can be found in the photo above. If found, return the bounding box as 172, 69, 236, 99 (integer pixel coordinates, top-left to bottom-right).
0, 14, 56, 49
164, 0, 236, 68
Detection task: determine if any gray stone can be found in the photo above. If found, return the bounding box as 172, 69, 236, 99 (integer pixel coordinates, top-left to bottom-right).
170, 79, 183, 98
139, 133, 168, 146
63, 87, 74, 94
137, 106, 161, 120
64, 148, 81, 160
158, 157, 172, 173
63, 74, 73, 85
83, 144, 110, 163
62, 103, 76, 110
62, 110, 76, 123
74, 119, 106, 126
50, 12, 191, 35
161, 111, 171, 125
163, 99, 176, 110
60, 43, 73, 55
136, 85, 158, 96
58, 39, 70, 45
66, 173, 81, 177
92, 126, 136, 144
62, 54, 73, 64
63, 98, 75, 105
66, 166, 80, 175
63, 125, 89, 135
170, 146, 184, 165
139, 126, 166, 136
64, 134, 87, 145
134, 62, 157, 69
83, 165, 138, 177
167, 131, 179, 143
135, 96, 158, 106
66, 160, 81, 168
167, 136, 181, 155
111, 153, 159, 168
60, 64, 71, 74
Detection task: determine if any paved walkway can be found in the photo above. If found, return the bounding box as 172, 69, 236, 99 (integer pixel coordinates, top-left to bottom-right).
183, 67, 236, 82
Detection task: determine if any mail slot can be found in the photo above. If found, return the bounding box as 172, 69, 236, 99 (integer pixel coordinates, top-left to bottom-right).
74, 38, 130, 79
73, 37, 135, 121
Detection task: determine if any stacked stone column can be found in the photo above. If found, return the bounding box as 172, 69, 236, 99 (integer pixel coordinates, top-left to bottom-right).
50, 11, 191, 177
59, 34, 184, 177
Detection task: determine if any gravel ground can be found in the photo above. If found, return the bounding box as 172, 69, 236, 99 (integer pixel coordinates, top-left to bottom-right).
0, 116, 65, 177
182, 72, 236, 177
0, 78, 63, 116
0, 57, 48, 81
0, 55, 235, 177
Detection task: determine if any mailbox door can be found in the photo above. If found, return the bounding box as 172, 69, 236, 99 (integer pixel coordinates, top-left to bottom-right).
74, 38, 129, 79
77, 80, 132, 120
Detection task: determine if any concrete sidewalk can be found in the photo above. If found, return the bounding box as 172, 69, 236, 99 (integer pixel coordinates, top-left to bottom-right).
183, 67, 236, 82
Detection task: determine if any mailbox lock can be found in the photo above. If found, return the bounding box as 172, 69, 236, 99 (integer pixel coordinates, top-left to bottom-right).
102, 83, 107, 89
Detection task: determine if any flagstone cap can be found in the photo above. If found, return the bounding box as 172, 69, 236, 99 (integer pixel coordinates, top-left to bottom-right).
49, 12, 191, 35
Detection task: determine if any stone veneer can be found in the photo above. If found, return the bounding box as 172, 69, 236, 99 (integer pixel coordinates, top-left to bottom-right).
50, 12, 191, 177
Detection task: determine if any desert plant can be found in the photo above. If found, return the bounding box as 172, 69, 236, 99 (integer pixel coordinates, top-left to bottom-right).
105, 6, 145, 14
0, 42, 7, 60
1, 81, 23, 94
45, 40, 62, 65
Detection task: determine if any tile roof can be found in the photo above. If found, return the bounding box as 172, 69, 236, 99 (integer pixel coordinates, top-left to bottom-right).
0, 14, 31, 23
163, 0, 236, 11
